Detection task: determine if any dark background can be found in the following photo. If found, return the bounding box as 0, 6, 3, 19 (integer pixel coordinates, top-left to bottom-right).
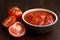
0, 0, 60, 40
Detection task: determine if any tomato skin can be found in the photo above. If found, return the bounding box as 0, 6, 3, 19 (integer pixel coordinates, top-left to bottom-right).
8, 21, 26, 37
8, 7, 22, 19
2, 16, 16, 28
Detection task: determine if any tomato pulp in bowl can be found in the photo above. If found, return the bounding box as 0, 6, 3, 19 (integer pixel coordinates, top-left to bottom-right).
22, 8, 58, 34
24, 11, 55, 27
22, 9, 58, 27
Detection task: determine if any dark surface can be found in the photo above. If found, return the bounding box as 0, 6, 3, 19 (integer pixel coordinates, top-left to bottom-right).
0, 0, 60, 40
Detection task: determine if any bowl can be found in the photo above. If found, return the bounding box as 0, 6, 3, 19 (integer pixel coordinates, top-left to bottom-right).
22, 8, 58, 34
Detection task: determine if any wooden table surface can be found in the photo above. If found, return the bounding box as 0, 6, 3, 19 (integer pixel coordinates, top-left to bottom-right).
0, 0, 60, 40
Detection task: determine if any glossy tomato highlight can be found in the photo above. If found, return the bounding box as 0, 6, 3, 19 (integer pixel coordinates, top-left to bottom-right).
2, 16, 16, 28
8, 21, 26, 37
8, 7, 22, 19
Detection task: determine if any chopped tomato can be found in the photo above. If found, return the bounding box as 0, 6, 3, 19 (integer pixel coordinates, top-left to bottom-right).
24, 11, 55, 26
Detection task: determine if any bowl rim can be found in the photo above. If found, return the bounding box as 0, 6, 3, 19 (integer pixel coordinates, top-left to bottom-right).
22, 8, 58, 27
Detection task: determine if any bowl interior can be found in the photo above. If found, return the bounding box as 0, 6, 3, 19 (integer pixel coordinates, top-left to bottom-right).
22, 8, 58, 27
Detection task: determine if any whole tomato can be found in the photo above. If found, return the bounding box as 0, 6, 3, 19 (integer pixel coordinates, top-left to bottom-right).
8, 7, 22, 19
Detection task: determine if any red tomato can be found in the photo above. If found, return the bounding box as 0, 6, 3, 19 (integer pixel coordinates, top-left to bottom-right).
8, 7, 22, 19
2, 16, 16, 28
8, 21, 26, 37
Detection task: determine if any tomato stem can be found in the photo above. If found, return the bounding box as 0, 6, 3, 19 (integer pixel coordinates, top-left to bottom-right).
14, 7, 18, 10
